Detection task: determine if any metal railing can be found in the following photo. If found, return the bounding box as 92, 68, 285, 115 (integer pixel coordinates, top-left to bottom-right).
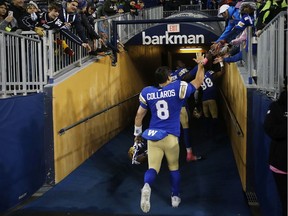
58, 93, 139, 135
163, 4, 218, 18
0, 31, 46, 96
95, 6, 163, 45
0, 6, 162, 97
0, 7, 286, 98
256, 11, 287, 97
242, 11, 287, 98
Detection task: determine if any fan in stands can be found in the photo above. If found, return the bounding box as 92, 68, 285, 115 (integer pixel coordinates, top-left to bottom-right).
128, 136, 147, 164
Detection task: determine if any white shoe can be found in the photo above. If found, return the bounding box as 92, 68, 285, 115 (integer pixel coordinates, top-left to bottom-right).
171, 196, 181, 208
140, 183, 151, 213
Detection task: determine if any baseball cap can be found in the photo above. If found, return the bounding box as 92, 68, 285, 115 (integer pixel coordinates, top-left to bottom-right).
218, 4, 229, 16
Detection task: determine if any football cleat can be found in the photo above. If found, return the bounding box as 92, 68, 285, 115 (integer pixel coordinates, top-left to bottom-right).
141, 183, 151, 213
171, 196, 181, 208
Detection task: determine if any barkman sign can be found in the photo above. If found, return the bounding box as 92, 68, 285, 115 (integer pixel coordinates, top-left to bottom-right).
142, 31, 205, 45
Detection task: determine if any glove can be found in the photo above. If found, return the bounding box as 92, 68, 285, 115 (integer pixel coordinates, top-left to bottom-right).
34, 27, 45, 37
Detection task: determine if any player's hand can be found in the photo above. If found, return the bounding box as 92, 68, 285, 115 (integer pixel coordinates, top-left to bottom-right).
193, 53, 205, 64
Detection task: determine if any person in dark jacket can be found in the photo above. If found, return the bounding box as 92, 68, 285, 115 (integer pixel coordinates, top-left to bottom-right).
7, 0, 25, 23
78, 0, 104, 55
58, 0, 89, 44
264, 86, 287, 216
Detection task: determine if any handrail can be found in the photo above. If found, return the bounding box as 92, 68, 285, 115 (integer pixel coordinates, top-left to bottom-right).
58, 94, 139, 135
219, 88, 244, 137
0, 30, 41, 42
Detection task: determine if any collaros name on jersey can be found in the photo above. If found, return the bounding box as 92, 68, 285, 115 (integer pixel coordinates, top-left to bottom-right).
147, 89, 176, 100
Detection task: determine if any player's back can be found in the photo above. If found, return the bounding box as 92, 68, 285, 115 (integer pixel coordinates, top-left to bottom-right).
202, 70, 218, 100
141, 80, 192, 137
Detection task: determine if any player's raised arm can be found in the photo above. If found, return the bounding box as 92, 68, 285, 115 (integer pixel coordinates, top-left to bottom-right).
191, 54, 205, 89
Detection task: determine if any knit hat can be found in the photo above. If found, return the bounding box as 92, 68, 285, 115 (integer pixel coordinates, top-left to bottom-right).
27, 1, 39, 10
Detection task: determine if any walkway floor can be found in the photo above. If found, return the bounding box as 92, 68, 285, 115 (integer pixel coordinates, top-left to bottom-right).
6, 117, 253, 216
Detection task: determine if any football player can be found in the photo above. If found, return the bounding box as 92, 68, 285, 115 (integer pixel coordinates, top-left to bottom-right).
190, 57, 225, 138
170, 60, 203, 162
133, 54, 205, 213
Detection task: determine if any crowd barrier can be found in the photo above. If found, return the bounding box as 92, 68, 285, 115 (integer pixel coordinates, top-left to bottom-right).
0, 7, 285, 99
0, 6, 163, 97
242, 11, 287, 98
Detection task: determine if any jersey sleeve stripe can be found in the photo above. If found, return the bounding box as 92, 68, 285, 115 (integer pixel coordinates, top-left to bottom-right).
179, 81, 188, 99
139, 94, 147, 106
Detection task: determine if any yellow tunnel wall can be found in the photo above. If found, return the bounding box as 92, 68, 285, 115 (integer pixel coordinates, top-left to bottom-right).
52, 45, 164, 183
220, 63, 248, 191
52, 45, 248, 189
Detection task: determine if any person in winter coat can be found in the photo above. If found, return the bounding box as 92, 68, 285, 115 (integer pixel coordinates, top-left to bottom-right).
264, 85, 287, 216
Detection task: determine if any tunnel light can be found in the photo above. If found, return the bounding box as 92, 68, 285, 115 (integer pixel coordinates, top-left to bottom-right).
179, 48, 203, 53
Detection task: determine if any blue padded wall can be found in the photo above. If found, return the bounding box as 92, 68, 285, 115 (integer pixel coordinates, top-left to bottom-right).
0, 93, 46, 212
247, 90, 282, 216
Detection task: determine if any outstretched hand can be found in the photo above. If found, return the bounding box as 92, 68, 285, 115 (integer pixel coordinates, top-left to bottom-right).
193, 53, 205, 64
34, 27, 45, 37
210, 42, 223, 56
82, 43, 92, 52
213, 56, 223, 64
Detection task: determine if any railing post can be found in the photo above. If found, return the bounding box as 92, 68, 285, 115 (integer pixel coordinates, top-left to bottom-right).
0, 32, 7, 97
246, 26, 253, 84
47, 31, 54, 83
277, 16, 285, 92
20, 37, 27, 95
42, 34, 48, 86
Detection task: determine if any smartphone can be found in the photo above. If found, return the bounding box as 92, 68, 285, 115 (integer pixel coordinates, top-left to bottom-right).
8, 11, 13, 16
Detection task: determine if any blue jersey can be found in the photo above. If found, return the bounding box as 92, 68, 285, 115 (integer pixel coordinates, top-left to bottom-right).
201, 70, 217, 101
170, 67, 189, 81
188, 65, 198, 77
216, 6, 241, 42
139, 80, 196, 137
225, 13, 255, 43
170, 67, 191, 107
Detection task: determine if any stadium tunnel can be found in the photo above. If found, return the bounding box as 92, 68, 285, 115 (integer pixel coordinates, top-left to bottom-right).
119, 11, 225, 76
0, 8, 284, 216
46, 10, 227, 184
1, 11, 231, 212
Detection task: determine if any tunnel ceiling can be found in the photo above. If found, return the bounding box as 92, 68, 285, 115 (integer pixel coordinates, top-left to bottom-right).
125, 11, 224, 47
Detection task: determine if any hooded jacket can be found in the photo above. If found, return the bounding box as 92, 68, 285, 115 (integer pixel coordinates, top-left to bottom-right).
264, 90, 287, 172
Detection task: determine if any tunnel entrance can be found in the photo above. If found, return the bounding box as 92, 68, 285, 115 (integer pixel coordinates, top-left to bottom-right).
123, 10, 224, 71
